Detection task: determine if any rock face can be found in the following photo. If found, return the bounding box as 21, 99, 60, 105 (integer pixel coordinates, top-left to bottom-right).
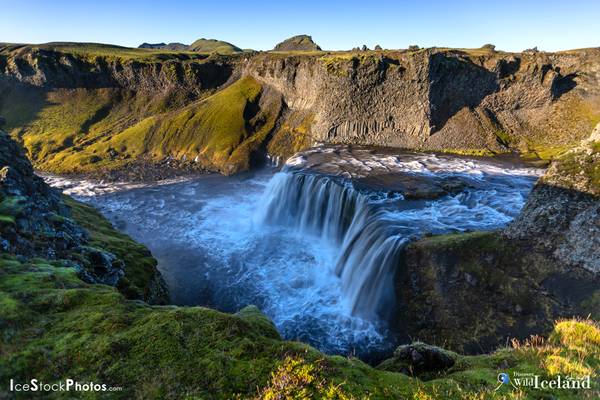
1, 44, 599, 176
273, 35, 322, 52
245, 49, 600, 156
0, 129, 84, 258
506, 124, 600, 274
0, 129, 168, 303
392, 127, 600, 353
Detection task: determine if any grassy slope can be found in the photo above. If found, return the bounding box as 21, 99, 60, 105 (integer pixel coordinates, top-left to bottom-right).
3, 76, 278, 175
0, 251, 597, 399
0, 43, 213, 61
188, 39, 242, 54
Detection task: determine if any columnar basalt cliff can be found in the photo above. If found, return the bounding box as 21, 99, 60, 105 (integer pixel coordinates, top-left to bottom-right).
245, 49, 600, 156
1, 44, 599, 177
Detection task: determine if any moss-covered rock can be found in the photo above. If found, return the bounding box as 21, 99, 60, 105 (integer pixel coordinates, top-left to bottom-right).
393, 231, 599, 354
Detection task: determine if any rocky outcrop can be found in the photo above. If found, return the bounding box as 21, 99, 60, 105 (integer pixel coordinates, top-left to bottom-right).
392, 126, 600, 353
0, 129, 85, 258
0, 129, 168, 303
506, 124, 600, 274
273, 35, 321, 52
378, 342, 456, 376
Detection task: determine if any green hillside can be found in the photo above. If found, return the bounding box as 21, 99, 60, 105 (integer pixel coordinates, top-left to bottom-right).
189, 38, 243, 54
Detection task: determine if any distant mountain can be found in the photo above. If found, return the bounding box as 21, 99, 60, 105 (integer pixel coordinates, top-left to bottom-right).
138, 42, 166, 49
273, 35, 321, 51
138, 42, 189, 50
188, 38, 242, 54
138, 39, 242, 54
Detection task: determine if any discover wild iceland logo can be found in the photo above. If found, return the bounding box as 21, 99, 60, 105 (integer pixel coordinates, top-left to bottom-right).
495, 371, 592, 393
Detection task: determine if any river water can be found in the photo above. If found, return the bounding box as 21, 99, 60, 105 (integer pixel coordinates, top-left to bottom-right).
45, 146, 542, 358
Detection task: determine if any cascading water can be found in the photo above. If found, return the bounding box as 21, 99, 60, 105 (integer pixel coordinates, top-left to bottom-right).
256, 172, 405, 318
45, 145, 542, 357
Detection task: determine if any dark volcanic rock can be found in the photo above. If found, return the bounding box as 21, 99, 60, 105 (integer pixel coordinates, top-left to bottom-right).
273, 35, 322, 52
378, 343, 456, 375
0, 130, 84, 257
353, 173, 469, 200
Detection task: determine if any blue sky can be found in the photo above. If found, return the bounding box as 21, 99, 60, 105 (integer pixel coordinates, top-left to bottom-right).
1, 0, 598, 51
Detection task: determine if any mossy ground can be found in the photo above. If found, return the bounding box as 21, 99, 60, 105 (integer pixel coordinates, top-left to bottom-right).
188, 39, 242, 54
1, 249, 597, 398
64, 197, 162, 302
267, 110, 315, 160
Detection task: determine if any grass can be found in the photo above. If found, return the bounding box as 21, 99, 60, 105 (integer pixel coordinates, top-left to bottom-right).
437, 148, 496, 157
188, 38, 242, 54
0, 42, 214, 62
2, 76, 279, 175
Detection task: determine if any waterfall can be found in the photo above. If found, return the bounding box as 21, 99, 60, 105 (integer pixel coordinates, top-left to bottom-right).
257, 170, 406, 319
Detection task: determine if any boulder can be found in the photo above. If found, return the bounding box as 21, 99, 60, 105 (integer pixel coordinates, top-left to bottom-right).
378, 342, 456, 375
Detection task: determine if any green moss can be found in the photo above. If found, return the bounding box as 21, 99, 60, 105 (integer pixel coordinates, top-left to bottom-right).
438, 148, 496, 157
64, 196, 163, 302
14, 76, 276, 175
0, 214, 15, 226
524, 145, 571, 161
0, 195, 26, 216
417, 231, 499, 250
552, 143, 600, 193
494, 129, 514, 146
267, 111, 314, 160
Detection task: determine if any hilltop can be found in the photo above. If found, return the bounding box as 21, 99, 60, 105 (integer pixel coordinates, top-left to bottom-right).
136, 38, 244, 54
273, 34, 322, 51
138, 42, 189, 51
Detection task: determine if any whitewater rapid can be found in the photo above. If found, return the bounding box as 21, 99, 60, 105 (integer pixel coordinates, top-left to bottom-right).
45, 146, 542, 357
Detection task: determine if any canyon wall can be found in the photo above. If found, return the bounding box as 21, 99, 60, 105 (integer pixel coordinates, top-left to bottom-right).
1, 44, 599, 175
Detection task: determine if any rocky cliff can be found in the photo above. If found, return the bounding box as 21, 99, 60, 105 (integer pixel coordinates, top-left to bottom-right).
0, 128, 168, 302
1, 44, 599, 177
393, 126, 600, 353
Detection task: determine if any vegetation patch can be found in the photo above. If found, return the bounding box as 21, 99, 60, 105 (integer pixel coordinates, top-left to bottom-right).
64, 197, 165, 302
